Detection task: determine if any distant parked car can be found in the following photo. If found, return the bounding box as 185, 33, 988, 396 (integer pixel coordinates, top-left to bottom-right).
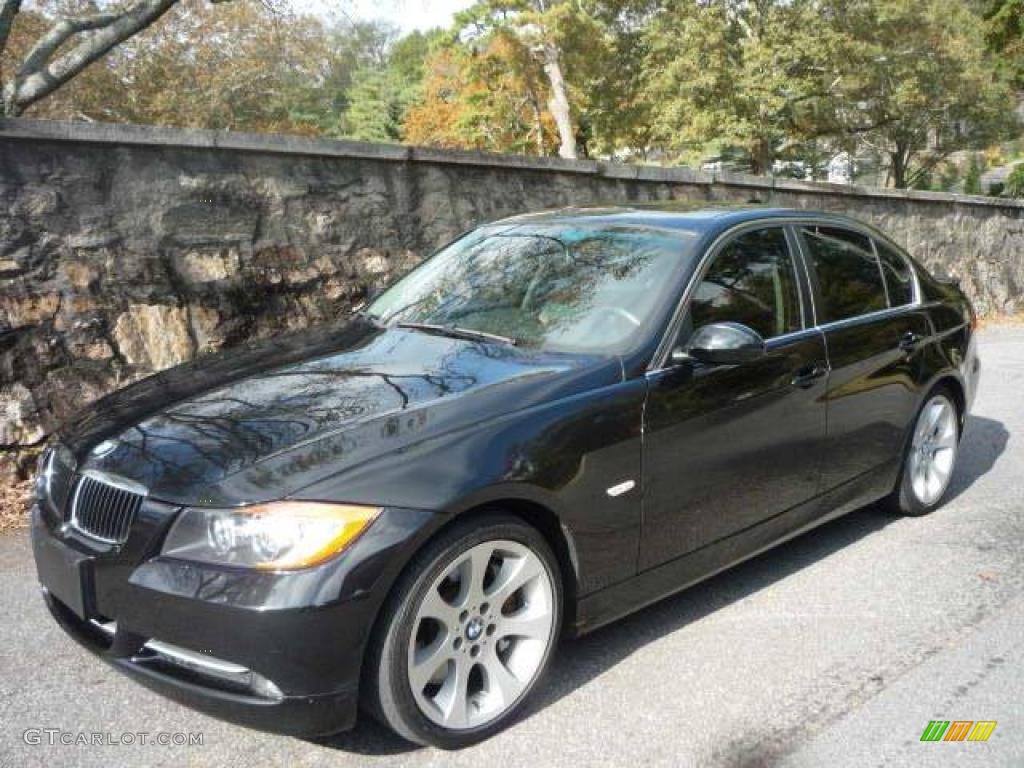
31, 205, 979, 748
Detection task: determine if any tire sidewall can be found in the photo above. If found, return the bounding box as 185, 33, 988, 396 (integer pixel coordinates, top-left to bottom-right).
373, 514, 562, 749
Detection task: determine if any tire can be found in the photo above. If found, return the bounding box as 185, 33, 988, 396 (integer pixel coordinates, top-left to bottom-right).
887, 387, 961, 516
363, 512, 562, 749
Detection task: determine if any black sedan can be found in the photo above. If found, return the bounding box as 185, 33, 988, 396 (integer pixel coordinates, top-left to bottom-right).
30, 205, 979, 748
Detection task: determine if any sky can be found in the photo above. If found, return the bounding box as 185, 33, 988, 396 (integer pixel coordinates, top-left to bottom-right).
303, 0, 477, 33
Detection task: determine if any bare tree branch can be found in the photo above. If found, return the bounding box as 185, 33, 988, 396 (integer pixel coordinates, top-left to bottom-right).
17, 11, 124, 80
3, 0, 182, 116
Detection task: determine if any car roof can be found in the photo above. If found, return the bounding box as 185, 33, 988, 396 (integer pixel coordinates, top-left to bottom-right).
494, 203, 864, 240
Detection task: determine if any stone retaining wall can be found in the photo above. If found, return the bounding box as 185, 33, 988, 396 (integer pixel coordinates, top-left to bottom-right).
2, 118, 1022, 478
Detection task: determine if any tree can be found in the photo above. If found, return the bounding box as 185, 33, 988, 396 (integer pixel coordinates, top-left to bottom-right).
345, 29, 438, 142
304, 20, 399, 136
566, 0, 660, 159
830, 0, 1016, 188
456, 1, 583, 159
1007, 163, 1024, 197
642, 0, 850, 174
403, 32, 558, 154
0, 0, 236, 116
980, 0, 1024, 88
964, 154, 984, 194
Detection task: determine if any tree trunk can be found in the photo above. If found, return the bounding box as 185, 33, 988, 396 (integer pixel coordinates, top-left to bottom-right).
890, 146, 908, 189
750, 137, 773, 176
527, 90, 546, 155
540, 40, 576, 160
0, 0, 21, 58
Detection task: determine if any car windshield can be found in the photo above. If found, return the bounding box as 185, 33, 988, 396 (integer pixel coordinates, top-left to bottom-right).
366, 223, 696, 354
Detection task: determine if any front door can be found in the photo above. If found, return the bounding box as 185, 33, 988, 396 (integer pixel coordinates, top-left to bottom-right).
639, 225, 829, 571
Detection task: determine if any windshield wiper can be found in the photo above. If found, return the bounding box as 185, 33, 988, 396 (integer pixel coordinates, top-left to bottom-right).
396, 322, 519, 346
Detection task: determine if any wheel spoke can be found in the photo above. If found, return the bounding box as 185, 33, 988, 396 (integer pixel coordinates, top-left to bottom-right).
442, 656, 472, 729
935, 427, 957, 451
933, 446, 955, 473
500, 609, 551, 641
481, 652, 525, 707
488, 554, 544, 603
468, 544, 494, 602
410, 640, 450, 692
419, 586, 458, 629
926, 464, 941, 501
450, 544, 493, 608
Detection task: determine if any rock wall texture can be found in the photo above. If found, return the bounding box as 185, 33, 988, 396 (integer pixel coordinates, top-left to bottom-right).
2, 118, 1023, 478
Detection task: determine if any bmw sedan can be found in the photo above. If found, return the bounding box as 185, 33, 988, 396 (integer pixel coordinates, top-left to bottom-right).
30, 205, 979, 748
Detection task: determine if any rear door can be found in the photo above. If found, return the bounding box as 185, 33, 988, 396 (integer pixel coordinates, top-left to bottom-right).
795, 224, 931, 491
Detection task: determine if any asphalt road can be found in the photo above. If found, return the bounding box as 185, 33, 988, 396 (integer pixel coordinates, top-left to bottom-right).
2, 326, 1023, 768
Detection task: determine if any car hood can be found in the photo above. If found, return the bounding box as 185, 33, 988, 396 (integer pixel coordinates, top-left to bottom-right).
60, 319, 621, 505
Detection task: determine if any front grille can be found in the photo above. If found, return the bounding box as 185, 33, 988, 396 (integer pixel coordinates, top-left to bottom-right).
67, 474, 144, 544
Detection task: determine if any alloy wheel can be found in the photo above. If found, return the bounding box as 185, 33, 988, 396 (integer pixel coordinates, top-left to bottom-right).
406, 539, 555, 730
908, 394, 959, 506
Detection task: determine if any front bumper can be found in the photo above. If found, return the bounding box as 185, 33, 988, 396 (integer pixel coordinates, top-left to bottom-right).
30, 502, 439, 737
42, 589, 356, 736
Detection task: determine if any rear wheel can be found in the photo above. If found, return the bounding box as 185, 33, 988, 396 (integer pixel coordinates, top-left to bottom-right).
365, 513, 561, 748
888, 389, 960, 516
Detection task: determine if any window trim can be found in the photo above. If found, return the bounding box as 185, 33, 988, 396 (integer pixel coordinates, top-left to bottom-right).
795, 223, 890, 324
648, 221, 809, 371
685, 224, 807, 343
872, 236, 921, 308
647, 216, 924, 373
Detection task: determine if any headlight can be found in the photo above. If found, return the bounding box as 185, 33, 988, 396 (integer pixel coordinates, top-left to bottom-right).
161, 502, 380, 571
34, 447, 54, 500
34, 444, 75, 510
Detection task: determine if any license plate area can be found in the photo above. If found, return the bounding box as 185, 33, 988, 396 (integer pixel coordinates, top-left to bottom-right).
33, 526, 95, 620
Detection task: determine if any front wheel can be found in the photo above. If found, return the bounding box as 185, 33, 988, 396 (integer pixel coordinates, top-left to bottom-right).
889, 389, 961, 516
364, 513, 562, 748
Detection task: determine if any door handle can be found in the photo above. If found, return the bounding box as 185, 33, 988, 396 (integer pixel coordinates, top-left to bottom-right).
791, 363, 828, 389
898, 332, 923, 352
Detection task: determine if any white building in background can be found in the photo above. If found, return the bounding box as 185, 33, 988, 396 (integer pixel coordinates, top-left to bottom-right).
828, 152, 853, 184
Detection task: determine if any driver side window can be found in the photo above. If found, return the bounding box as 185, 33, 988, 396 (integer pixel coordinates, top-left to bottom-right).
684, 227, 802, 343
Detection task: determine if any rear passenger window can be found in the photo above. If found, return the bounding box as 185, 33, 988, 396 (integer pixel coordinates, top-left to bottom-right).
875, 241, 915, 306
687, 227, 802, 340
800, 226, 887, 322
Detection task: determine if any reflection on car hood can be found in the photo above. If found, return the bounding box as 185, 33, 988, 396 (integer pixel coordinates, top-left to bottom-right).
61, 319, 620, 504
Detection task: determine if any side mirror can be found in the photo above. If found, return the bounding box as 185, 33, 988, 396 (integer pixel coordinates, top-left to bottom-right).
680, 321, 766, 366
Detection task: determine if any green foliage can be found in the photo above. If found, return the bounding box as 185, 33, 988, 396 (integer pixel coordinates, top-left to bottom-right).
829, 0, 1017, 188
344, 30, 440, 143
964, 155, 984, 195
982, 0, 1024, 88
1006, 163, 1024, 197
643, 0, 849, 174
